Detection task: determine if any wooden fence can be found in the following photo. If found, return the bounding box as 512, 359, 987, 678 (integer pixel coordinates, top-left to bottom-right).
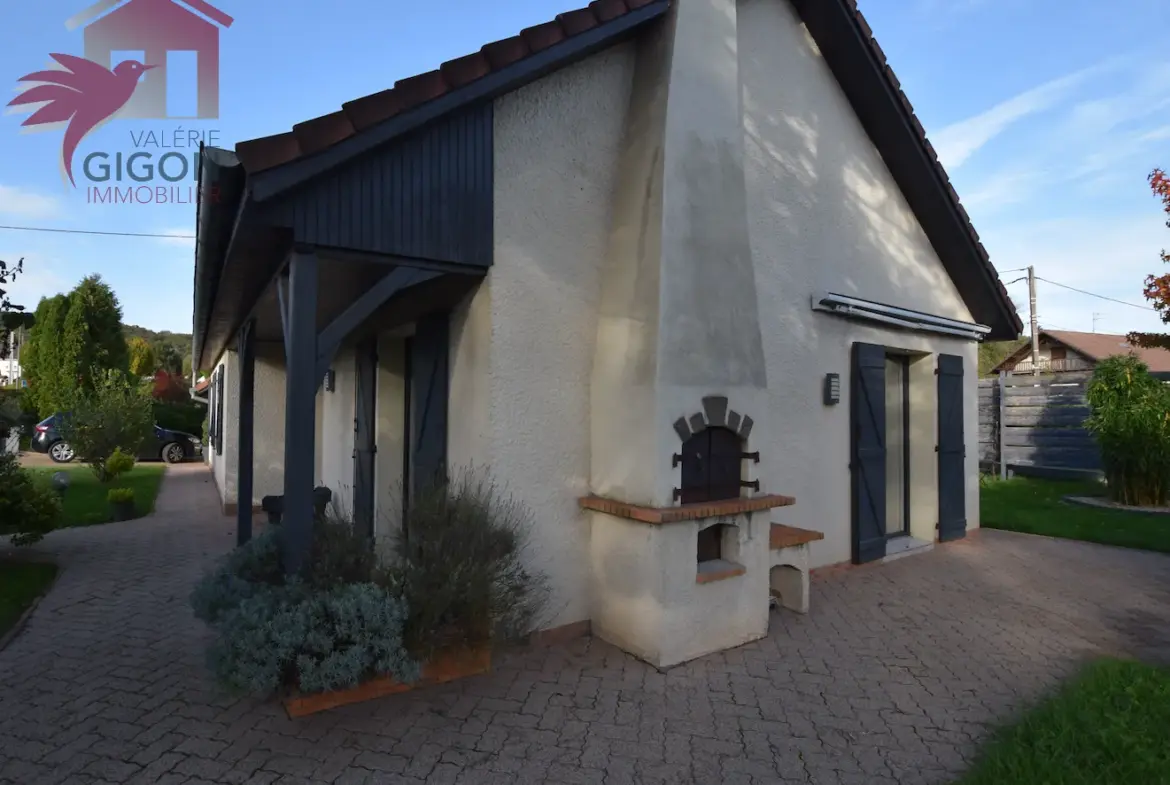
978, 371, 1101, 476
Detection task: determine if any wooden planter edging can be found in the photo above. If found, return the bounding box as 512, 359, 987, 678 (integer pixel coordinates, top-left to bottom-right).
283, 647, 492, 718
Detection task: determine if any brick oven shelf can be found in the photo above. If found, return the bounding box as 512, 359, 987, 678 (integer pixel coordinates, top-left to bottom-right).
578, 494, 796, 524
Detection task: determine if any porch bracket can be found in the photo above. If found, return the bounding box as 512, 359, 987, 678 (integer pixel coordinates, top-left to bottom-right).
275, 271, 291, 362
314, 266, 440, 381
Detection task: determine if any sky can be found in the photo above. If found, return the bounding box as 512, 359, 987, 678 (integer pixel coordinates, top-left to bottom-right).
1, 0, 1169, 338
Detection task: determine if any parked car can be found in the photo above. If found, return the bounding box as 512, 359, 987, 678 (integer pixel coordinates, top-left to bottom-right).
30, 413, 202, 464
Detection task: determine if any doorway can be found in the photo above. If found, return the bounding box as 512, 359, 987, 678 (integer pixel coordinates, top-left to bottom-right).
884, 353, 910, 539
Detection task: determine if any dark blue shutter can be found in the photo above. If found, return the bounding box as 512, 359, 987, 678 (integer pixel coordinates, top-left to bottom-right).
215, 369, 224, 455
851, 343, 887, 563
408, 312, 449, 504
937, 354, 966, 542
353, 340, 377, 539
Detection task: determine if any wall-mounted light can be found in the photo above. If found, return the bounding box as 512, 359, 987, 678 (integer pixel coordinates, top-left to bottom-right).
324, 369, 336, 392
824, 373, 841, 406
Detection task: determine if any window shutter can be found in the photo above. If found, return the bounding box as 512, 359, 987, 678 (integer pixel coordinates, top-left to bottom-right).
851, 343, 887, 563
937, 354, 966, 542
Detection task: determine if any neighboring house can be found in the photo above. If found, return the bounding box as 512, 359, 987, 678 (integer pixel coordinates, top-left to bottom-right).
193, 0, 1021, 668
992, 330, 1170, 375
66, 0, 234, 119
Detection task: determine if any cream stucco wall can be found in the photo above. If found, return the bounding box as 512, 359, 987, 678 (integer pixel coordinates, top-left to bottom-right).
738, 0, 980, 568
207, 351, 237, 505
445, 41, 638, 630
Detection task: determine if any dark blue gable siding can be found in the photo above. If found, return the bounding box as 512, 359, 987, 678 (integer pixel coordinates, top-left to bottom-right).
264, 103, 494, 267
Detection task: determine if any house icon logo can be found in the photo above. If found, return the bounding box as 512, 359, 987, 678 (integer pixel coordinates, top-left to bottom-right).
7, 0, 233, 187
64, 0, 234, 119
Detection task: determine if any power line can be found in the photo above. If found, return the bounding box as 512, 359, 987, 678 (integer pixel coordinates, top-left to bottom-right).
0, 224, 195, 240
1034, 276, 1154, 311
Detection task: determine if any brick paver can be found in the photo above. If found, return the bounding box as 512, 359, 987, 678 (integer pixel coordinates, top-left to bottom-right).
3, 465, 1170, 784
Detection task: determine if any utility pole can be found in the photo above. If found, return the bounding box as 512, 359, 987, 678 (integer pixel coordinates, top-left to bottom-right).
1092, 313, 1102, 333
1028, 265, 1040, 376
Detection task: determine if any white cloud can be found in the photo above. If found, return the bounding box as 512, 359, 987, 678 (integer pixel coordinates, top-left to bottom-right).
932, 61, 1116, 169
0, 184, 61, 220
989, 214, 1168, 335
0, 259, 68, 311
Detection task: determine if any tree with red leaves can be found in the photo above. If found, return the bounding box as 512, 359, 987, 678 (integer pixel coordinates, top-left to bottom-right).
1128, 169, 1170, 350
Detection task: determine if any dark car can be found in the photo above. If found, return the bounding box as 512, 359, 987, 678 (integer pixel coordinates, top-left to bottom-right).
31, 413, 202, 465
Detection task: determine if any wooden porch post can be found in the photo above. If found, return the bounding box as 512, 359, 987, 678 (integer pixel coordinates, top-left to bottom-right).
236, 318, 256, 546
281, 250, 319, 574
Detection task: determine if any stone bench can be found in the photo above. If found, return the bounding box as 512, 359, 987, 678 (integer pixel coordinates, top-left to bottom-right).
768, 524, 823, 614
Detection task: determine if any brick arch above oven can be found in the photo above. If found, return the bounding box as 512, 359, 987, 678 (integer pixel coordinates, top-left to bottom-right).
672, 396, 755, 444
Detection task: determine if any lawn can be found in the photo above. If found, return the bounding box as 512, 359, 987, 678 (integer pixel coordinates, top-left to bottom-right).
0, 561, 58, 639
980, 475, 1170, 554
956, 658, 1170, 785
26, 464, 167, 526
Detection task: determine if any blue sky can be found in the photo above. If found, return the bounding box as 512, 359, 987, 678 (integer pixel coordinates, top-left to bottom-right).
2, 0, 1169, 338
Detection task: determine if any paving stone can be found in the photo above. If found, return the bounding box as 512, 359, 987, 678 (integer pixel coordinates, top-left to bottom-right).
3, 466, 1170, 784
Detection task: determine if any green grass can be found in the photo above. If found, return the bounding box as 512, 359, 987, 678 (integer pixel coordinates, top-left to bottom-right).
980, 475, 1170, 553
26, 464, 167, 527
0, 561, 58, 638
956, 658, 1170, 785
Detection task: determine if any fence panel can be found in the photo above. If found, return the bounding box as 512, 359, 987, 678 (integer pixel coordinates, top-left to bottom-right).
978, 372, 1101, 475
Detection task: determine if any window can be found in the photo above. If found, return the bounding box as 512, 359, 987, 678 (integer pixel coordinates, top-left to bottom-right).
1050, 346, 1067, 361
679, 426, 745, 504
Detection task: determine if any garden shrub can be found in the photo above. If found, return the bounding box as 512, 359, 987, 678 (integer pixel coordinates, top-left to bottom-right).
204, 580, 417, 697
153, 399, 206, 435
190, 471, 547, 698
0, 452, 61, 545
107, 487, 135, 504
61, 369, 153, 482
388, 469, 551, 659
190, 528, 283, 624
105, 448, 135, 480
1085, 355, 1170, 506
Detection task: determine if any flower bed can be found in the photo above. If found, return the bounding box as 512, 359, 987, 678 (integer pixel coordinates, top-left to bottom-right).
190, 471, 549, 715
284, 646, 491, 718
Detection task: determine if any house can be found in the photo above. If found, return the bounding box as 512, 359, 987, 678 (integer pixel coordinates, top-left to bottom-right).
992, 330, 1170, 375
65, 0, 234, 119
192, 0, 1021, 669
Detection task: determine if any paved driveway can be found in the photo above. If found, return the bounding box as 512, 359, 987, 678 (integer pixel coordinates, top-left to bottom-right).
2, 466, 1170, 785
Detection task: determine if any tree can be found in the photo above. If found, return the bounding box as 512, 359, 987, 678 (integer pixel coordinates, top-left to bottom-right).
22, 294, 72, 416
156, 342, 183, 377
59, 369, 153, 483
1128, 169, 1170, 349
0, 257, 25, 361
23, 276, 131, 415
62, 275, 129, 389
128, 336, 157, 376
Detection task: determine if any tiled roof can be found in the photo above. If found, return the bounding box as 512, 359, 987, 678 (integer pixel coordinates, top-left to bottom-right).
234, 0, 657, 174
836, 0, 1022, 335
1045, 330, 1170, 372
228, 0, 1021, 336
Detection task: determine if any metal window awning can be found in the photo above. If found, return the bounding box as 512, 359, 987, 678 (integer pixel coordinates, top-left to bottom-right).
811, 292, 992, 341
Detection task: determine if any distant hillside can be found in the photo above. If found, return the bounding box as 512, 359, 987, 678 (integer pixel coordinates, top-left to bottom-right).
979, 339, 1027, 377
124, 324, 193, 376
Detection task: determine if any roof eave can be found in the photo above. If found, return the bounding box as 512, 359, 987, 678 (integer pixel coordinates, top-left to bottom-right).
193, 146, 247, 370
244, 0, 671, 202
790, 0, 1023, 341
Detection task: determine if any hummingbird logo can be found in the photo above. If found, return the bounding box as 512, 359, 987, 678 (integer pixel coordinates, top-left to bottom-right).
7, 53, 155, 187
